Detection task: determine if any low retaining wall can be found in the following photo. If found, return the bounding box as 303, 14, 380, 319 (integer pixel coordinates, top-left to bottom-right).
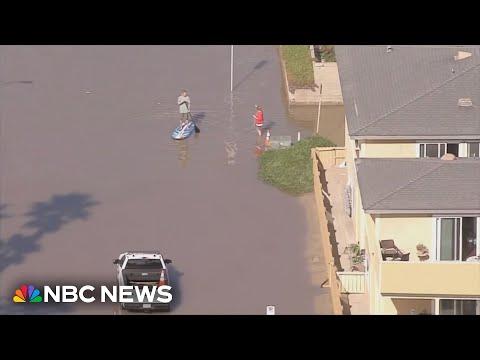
311, 147, 344, 315
279, 46, 319, 106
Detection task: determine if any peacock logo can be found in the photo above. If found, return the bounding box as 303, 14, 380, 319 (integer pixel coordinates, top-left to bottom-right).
13, 285, 43, 303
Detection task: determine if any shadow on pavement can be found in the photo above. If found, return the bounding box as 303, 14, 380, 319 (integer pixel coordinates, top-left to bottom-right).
0, 204, 13, 220
263, 120, 276, 131
0, 193, 100, 273
233, 60, 268, 91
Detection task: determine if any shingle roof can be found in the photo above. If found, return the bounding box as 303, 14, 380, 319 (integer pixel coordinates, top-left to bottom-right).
336, 45, 480, 138
355, 157, 480, 213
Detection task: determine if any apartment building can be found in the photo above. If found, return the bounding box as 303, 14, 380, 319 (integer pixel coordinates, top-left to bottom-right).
336, 45, 480, 315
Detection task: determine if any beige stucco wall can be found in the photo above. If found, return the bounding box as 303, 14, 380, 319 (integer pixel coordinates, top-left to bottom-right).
356, 190, 365, 249
381, 261, 480, 297
360, 140, 417, 158
376, 215, 433, 261
383, 298, 433, 315
364, 214, 382, 314
364, 214, 434, 314
344, 118, 357, 186
345, 118, 362, 237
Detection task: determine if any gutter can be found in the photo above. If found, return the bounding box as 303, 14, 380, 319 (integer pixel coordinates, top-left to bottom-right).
350, 135, 480, 141
366, 209, 480, 215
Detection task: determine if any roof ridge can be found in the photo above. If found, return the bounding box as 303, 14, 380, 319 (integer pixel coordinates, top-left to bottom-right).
354, 61, 480, 134
365, 161, 447, 210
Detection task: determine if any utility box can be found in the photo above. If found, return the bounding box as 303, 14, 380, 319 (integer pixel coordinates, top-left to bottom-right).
267, 136, 292, 150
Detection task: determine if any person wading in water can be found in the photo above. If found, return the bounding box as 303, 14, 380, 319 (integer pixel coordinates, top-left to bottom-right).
252, 104, 264, 137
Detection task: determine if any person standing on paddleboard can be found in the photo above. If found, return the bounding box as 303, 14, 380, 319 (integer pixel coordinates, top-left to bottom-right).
253, 105, 264, 136
178, 90, 192, 127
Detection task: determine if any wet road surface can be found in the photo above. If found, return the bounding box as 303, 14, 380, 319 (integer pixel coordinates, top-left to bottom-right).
0, 45, 332, 314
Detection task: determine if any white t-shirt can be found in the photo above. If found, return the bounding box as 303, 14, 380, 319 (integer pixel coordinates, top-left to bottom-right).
178, 95, 190, 113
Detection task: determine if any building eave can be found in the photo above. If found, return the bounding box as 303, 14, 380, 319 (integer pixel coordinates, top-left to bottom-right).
350, 135, 480, 141
365, 209, 480, 215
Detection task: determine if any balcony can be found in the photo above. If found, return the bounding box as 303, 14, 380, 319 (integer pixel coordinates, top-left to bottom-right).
381, 261, 480, 297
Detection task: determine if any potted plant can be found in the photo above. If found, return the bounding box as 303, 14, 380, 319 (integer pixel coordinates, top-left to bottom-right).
416, 244, 429, 261
348, 243, 365, 265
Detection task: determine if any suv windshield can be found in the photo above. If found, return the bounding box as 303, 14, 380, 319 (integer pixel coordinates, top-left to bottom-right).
125, 258, 163, 269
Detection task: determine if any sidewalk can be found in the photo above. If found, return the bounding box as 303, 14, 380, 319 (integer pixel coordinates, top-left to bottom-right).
285, 55, 344, 106
314, 62, 344, 105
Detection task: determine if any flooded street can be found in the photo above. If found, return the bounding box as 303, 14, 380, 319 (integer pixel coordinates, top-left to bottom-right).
0, 45, 333, 314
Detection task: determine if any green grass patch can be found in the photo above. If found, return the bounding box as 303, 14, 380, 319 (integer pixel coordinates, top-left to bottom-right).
258, 136, 336, 196
281, 45, 315, 89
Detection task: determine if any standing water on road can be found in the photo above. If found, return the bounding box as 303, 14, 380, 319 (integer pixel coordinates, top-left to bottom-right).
286, 104, 345, 147
0, 45, 333, 314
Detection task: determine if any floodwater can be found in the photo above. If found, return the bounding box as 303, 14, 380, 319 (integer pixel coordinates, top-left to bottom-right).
286, 104, 345, 147
0, 45, 333, 314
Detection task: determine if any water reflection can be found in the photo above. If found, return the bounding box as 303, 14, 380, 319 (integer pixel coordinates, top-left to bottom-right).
255, 135, 264, 159
225, 92, 237, 165
225, 139, 237, 165
176, 140, 189, 168
176, 133, 199, 168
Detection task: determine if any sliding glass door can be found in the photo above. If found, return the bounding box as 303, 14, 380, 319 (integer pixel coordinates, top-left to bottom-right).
437, 218, 461, 260
436, 217, 478, 261
439, 300, 480, 315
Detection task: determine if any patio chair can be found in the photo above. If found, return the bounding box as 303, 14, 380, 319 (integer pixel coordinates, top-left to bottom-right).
379, 239, 410, 261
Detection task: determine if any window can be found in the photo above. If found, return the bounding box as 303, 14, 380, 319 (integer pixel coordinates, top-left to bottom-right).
439, 300, 479, 315
420, 143, 444, 157
419, 143, 459, 157
436, 217, 478, 261
419, 143, 446, 157
446, 144, 459, 157
125, 259, 163, 269
467, 142, 479, 157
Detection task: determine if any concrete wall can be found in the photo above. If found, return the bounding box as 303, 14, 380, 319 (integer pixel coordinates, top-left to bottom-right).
312, 149, 344, 315
315, 147, 346, 168
376, 215, 433, 260
360, 140, 417, 158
